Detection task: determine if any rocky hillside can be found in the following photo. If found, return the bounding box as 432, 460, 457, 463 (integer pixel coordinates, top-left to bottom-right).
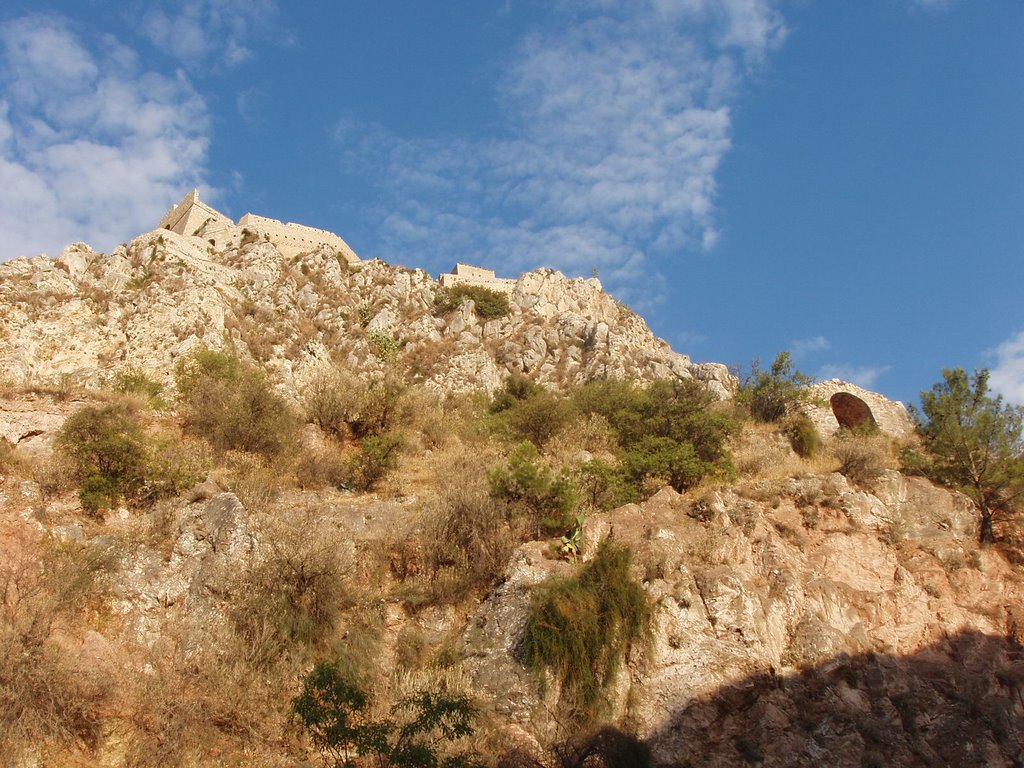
0, 229, 733, 398
1, 226, 1022, 768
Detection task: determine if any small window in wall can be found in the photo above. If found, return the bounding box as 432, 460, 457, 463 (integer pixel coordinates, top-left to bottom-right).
830, 392, 876, 431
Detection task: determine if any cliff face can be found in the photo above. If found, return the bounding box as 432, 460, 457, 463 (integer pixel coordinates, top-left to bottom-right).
464, 474, 1024, 767
0, 229, 734, 398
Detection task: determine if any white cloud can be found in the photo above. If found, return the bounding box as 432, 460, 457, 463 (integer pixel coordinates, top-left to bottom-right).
0, 15, 209, 260
818, 363, 891, 389
989, 330, 1024, 405
335, 1, 784, 295
140, 0, 280, 68
790, 335, 830, 358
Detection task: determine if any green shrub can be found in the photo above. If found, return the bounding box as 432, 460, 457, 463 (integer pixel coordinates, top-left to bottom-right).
737, 351, 814, 423
304, 367, 406, 440
293, 661, 482, 768
520, 539, 650, 722
56, 403, 147, 515
489, 378, 575, 448
911, 367, 1024, 544
621, 436, 705, 492
572, 378, 738, 496
783, 414, 821, 458
434, 284, 511, 319
574, 459, 637, 511
348, 433, 404, 491
175, 349, 298, 458
490, 375, 545, 414
367, 330, 401, 363
489, 442, 578, 533
111, 367, 166, 409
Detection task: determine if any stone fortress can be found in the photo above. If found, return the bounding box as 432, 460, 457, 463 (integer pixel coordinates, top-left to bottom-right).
157, 189, 360, 263
438, 263, 517, 293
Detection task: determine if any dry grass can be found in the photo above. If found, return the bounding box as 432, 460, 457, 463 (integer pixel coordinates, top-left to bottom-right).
0, 538, 118, 764
731, 422, 838, 481
832, 433, 895, 488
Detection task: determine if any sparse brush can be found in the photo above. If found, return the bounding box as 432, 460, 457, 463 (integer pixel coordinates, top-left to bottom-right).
175, 348, 299, 458
520, 539, 650, 724
221, 452, 282, 515
833, 433, 893, 488
425, 482, 517, 603
0, 540, 118, 763
229, 519, 352, 667
304, 365, 407, 440
783, 413, 821, 458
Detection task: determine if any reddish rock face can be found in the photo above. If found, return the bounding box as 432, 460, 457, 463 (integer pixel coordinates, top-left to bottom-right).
830, 392, 877, 430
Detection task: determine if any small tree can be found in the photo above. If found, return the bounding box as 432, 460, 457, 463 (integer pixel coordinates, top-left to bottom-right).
56, 404, 147, 514
738, 351, 814, 423
912, 368, 1024, 544
293, 661, 482, 768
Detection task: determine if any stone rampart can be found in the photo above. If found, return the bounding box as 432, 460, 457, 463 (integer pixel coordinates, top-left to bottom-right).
158, 189, 232, 240
155, 190, 360, 263
237, 213, 359, 263
439, 263, 516, 294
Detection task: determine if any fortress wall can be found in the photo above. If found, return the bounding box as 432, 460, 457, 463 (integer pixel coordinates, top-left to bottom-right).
237, 213, 359, 263
159, 190, 234, 237
439, 271, 517, 294
452, 263, 497, 280
195, 218, 238, 249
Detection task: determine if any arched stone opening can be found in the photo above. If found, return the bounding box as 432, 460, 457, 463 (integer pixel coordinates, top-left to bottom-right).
830, 392, 877, 431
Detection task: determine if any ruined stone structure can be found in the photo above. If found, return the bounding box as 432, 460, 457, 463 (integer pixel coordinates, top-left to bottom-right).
801, 379, 916, 439
438, 263, 516, 293
157, 190, 359, 263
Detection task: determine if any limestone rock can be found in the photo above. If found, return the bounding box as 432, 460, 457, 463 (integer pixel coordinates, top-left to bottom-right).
0, 230, 738, 398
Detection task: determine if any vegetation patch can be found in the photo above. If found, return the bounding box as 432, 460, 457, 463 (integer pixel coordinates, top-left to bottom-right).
434, 284, 511, 319
906, 368, 1024, 544
293, 660, 482, 768
489, 441, 578, 534
737, 351, 814, 423
520, 539, 651, 722
175, 348, 298, 458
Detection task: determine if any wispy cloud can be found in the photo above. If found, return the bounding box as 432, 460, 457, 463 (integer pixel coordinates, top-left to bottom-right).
335, 0, 785, 297
0, 15, 209, 260
817, 363, 891, 389
790, 335, 830, 358
139, 0, 281, 69
990, 330, 1024, 405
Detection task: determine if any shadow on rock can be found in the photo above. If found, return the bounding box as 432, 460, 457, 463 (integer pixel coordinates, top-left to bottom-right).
647, 629, 1024, 767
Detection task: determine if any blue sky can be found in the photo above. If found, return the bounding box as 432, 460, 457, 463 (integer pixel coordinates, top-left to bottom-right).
0, 1, 1021, 407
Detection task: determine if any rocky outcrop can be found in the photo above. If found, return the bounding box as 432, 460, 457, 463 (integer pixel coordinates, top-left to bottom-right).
462, 475, 1021, 766
0, 231, 735, 398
